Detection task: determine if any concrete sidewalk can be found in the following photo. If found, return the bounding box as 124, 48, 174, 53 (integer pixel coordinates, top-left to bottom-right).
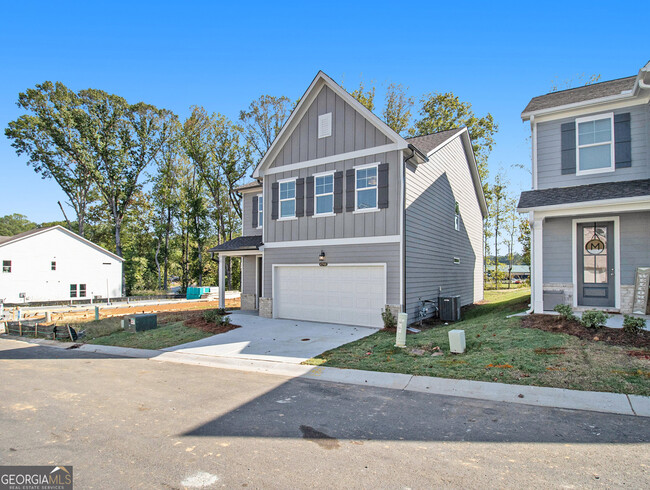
5, 336, 649, 418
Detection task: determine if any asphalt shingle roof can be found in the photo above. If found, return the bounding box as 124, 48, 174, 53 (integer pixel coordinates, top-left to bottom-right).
0, 227, 54, 246
406, 128, 465, 155
517, 179, 650, 210
208, 235, 263, 253
522, 76, 637, 115
235, 181, 263, 192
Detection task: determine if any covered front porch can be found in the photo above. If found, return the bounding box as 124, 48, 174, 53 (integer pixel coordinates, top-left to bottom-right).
208, 235, 263, 311
523, 198, 650, 315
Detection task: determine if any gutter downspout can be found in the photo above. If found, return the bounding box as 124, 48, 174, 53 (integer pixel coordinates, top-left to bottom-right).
402, 151, 408, 314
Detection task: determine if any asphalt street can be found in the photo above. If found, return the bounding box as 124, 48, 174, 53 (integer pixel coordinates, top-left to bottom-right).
0, 338, 648, 489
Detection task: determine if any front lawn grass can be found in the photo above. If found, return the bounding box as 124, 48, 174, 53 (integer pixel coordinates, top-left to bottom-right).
306, 288, 650, 396
74, 316, 212, 350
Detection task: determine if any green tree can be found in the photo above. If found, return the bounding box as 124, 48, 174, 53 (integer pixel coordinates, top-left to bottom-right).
486, 173, 508, 289
5, 82, 97, 237
519, 218, 531, 266
383, 83, 413, 135
350, 80, 376, 111
410, 92, 497, 185
0, 214, 36, 236
502, 196, 519, 288
239, 95, 292, 163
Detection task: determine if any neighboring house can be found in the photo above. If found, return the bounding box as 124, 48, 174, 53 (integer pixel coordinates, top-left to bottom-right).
209, 71, 486, 327
0, 226, 124, 304
518, 61, 650, 314
486, 264, 530, 280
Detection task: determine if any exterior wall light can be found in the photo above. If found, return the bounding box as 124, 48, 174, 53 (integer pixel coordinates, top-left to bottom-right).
319, 250, 327, 266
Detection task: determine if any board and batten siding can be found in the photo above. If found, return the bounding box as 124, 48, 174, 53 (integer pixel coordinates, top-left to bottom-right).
241, 255, 257, 295
404, 136, 484, 323
241, 188, 262, 237
263, 242, 400, 306
543, 211, 650, 286
264, 150, 401, 242
536, 104, 649, 189
270, 85, 390, 168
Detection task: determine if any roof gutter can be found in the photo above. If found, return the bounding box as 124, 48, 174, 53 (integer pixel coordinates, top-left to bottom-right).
405, 144, 428, 165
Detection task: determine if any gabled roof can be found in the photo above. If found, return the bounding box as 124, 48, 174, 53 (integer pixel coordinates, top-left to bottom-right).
208, 235, 263, 253
521, 61, 650, 119
0, 225, 124, 262
517, 179, 650, 211
406, 128, 465, 155
252, 71, 407, 179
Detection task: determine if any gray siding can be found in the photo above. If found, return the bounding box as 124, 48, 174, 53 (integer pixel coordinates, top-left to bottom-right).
241, 189, 263, 237
264, 150, 401, 242
543, 211, 650, 286
271, 86, 390, 168
536, 104, 650, 189
263, 242, 400, 305
542, 217, 572, 283
404, 137, 484, 323
242, 255, 257, 295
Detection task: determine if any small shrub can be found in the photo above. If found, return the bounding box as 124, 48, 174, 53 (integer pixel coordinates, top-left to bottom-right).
381, 307, 397, 329
203, 309, 230, 325
623, 315, 646, 335
579, 310, 609, 329
553, 303, 576, 321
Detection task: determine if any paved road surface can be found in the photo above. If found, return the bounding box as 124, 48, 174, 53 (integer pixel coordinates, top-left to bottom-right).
0, 338, 648, 489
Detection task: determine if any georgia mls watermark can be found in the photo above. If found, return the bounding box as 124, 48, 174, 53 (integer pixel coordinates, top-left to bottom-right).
0, 466, 73, 490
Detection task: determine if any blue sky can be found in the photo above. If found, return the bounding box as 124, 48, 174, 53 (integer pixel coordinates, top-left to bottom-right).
0, 0, 647, 224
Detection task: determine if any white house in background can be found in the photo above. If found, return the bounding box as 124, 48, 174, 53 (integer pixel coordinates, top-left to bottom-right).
0, 225, 123, 304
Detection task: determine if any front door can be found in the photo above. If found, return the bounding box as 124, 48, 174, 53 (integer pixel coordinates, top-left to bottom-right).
577, 222, 615, 307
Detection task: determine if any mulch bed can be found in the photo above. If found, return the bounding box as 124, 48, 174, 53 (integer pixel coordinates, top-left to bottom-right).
182, 316, 241, 334
521, 314, 650, 349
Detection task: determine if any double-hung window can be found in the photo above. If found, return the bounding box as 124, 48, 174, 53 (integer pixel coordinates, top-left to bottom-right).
279, 179, 296, 219
2, 260, 11, 273
70, 284, 77, 298
576, 114, 614, 175
79, 284, 87, 298
314, 173, 334, 215
355, 164, 378, 211
257, 194, 263, 229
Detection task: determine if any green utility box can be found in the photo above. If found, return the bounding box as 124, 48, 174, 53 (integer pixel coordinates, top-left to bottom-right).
186, 287, 211, 300
121, 314, 158, 332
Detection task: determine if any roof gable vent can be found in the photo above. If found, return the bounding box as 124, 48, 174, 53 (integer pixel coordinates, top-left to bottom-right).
318, 112, 332, 138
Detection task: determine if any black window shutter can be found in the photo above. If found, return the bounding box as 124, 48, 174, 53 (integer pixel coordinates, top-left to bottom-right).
377, 163, 389, 209
305, 176, 314, 217
345, 169, 355, 212
333, 171, 343, 213
252, 195, 258, 228
271, 182, 279, 220
295, 178, 305, 217
560, 122, 576, 175
614, 112, 631, 168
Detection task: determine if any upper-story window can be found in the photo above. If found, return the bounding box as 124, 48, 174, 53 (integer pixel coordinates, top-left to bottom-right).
2, 260, 11, 273
576, 113, 614, 175
257, 194, 263, 229
454, 202, 460, 231
355, 164, 378, 211
51, 261, 56, 271
314, 172, 334, 216
279, 179, 296, 219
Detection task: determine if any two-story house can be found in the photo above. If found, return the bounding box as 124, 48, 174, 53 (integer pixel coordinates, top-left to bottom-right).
209, 72, 486, 327
518, 61, 650, 315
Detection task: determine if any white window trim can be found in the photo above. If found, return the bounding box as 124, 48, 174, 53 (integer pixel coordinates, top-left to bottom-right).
313, 171, 335, 217
575, 113, 615, 176
256, 193, 263, 229
354, 163, 379, 212
278, 177, 297, 220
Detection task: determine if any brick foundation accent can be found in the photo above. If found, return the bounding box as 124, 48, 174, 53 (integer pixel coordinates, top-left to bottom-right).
241, 293, 257, 311
259, 297, 273, 318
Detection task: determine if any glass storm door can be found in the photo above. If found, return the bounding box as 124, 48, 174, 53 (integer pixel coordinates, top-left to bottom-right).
577, 222, 615, 307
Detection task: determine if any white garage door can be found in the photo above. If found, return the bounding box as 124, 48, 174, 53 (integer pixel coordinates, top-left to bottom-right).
274, 265, 386, 328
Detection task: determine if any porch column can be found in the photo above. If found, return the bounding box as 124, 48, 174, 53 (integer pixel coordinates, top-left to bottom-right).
532, 214, 544, 313
218, 253, 226, 308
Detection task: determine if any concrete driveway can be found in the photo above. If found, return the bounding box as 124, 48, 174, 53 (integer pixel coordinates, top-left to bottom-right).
161, 312, 377, 363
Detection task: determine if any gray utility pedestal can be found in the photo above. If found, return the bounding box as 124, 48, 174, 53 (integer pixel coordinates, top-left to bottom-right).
121, 314, 158, 332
